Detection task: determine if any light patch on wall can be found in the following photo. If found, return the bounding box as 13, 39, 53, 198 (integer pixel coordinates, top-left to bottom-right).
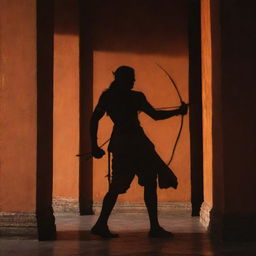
53, 33, 79, 198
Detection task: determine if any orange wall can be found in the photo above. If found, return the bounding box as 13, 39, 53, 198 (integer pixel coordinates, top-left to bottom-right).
52, 0, 191, 204
0, 0, 37, 212
53, 0, 79, 198
90, 0, 191, 203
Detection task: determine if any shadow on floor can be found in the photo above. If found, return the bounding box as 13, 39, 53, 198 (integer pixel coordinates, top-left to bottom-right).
56, 230, 256, 256
57, 230, 207, 241
57, 230, 212, 255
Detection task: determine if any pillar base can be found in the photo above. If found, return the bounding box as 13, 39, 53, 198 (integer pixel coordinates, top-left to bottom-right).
36, 207, 56, 241
0, 212, 37, 238
200, 201, 212, 228
79, 199, 94, 215
209, 209, 256, 242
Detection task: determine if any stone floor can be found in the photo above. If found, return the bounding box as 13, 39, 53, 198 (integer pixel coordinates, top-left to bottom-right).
1, 211, 256, 256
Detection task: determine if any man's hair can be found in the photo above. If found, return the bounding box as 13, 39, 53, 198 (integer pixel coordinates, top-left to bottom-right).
108, 66, 135, 90
113, 66, 134, 81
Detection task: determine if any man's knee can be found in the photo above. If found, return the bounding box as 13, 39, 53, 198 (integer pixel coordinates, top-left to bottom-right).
108, 184, 130, 195
105, 190, 119, 198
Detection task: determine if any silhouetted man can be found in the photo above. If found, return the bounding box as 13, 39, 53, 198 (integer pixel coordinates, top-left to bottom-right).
90, 66, 187, 238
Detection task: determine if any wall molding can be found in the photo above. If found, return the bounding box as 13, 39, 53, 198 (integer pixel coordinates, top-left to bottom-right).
53, 197, 192, 215
0, 212, 37, 238
53, 197, 79, 214
93, 202, 192, 214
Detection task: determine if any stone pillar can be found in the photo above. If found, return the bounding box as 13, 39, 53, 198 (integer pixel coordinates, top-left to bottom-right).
78, 0, 94, 215
200, 0, 221, 227
36, 0, 56, 240
0, 0, 56, 240
201, 0, 256, 241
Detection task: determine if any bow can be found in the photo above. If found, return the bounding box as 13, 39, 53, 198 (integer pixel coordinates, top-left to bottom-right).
77, 65, 186, 166
156, 63, 185, 166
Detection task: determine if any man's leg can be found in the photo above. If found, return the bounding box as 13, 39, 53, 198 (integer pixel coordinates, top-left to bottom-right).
91, 154, 134, 238
95, 191, 118, 226
144, 181, 173, 237
91, 191, 119, 238
144, 181, 160, 230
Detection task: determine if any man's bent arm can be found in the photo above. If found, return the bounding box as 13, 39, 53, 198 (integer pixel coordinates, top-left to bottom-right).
148, 109, 181, 120
90, 106, 105, 149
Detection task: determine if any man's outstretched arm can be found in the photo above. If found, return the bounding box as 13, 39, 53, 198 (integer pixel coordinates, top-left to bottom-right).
139, 93, 187, 120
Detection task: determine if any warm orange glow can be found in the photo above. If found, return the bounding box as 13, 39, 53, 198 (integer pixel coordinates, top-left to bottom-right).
93, 52, 190, 203
201, 0, 213, 207
53, 34, 80, 198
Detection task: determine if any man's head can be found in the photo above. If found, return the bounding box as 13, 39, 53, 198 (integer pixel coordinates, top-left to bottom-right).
113, 66, 135, 90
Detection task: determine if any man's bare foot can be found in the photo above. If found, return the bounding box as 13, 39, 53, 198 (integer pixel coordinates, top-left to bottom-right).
91, 224, 119, 238
148, 227, 174, 238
